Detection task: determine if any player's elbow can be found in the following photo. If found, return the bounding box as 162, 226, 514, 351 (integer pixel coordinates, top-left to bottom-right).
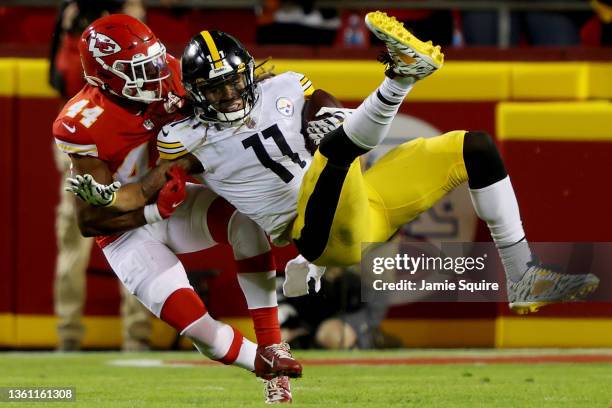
76, 211, 99, 237
77, 220, 98, 238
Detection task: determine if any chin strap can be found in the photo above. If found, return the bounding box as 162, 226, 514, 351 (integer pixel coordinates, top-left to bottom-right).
216, 106, 250, 123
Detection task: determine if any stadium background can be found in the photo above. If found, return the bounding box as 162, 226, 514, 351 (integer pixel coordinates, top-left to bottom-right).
1, 1, 612, 350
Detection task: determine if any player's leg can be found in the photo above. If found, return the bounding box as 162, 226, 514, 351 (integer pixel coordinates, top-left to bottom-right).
463, 131, 529, 281
165, 185, 301, 378
463, 131, 599, 313
363, 130, 469, 243
341, 11, 443, 151
292, 143, 371, 266
103, 227, 255, 370
203, 195, 302, 379
364, 130, 599, 313
292, 11, 443, 265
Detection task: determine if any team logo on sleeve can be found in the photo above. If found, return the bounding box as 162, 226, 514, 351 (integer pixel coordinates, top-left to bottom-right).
276, 97, 294, 117
88, 33, 122, 57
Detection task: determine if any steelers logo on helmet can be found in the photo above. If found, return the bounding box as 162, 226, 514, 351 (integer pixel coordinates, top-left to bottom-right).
182, 30, 258, 125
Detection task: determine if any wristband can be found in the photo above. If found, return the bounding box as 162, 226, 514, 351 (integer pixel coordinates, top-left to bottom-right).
144, 204, 163, 224
102, 192, 117, 207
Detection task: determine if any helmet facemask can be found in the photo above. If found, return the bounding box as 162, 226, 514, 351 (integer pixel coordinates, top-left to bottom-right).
187, 60, 258, 125
89, 41, 170, 104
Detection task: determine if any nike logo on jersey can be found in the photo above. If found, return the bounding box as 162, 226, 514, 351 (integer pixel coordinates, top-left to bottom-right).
62, 122, 76, 133
172, 200, 184, 208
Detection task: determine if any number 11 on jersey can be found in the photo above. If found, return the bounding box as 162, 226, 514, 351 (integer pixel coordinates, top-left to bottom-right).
242, 124, 306, 183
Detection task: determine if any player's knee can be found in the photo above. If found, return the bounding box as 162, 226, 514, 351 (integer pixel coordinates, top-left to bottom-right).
137, 263, 193, 318
463, 131, 497, 162
228, 211, 271, 260
463, 131, 507, 189
319, 125, 369, 168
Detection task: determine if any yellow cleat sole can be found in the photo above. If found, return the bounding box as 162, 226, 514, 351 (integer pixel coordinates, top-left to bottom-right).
509, 302, 549, 315
509, 282, 600, 315
365, 11, 444, 68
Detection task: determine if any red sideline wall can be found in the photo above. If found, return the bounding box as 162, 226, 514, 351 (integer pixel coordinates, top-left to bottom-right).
0, 83, 15, 321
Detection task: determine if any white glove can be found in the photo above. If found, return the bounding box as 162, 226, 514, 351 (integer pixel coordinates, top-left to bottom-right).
283, 254, 327, 297
65, 174, 121, 207
306, 107, 355, 146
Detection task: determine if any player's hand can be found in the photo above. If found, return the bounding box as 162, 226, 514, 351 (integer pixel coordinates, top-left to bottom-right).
163, 91, 185, 114
158, 165, 187, 218
306, 107, 355, 146
65, 174, 121, 207
148, 165, 187, 222
283, 254, 326, 297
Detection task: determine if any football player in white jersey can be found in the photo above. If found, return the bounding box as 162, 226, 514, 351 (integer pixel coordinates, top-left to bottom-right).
73, 12, 599, 322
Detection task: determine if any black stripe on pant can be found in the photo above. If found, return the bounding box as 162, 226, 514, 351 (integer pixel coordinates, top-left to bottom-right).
294, 125, 367, 262
293, 162, 350, 262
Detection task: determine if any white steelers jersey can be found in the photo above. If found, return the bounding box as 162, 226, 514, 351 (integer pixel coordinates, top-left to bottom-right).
157, 71, 314, 244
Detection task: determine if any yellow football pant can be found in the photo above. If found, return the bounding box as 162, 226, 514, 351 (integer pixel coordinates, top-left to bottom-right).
292, 130, 468, 266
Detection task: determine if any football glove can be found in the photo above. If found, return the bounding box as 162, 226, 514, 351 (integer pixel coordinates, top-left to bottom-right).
65, 174, 120, 207
306, 107, 355, 146
144, 165, 187, 224
283, 254, 326, 297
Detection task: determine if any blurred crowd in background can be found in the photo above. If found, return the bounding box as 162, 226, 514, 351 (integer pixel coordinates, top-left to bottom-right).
257, 0, 612, 47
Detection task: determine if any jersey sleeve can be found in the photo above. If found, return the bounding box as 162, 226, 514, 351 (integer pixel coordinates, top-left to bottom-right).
52, 117, 98, 157
285, 71, 315, 97
157, 121, 189, 160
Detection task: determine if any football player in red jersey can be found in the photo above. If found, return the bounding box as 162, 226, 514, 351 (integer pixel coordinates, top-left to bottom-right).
54, 14, 299, 403
49, 0, 152, 353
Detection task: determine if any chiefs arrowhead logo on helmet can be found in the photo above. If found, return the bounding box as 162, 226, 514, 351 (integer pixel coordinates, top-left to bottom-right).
88, 32, 122, 57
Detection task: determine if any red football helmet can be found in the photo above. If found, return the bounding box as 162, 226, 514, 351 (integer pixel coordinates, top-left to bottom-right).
79, 14, 169, 103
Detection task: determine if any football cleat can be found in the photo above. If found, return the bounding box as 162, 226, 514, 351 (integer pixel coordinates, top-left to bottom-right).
255, 342, 303, 379
365, 11, 443, 81
263, 376, 292, 404
508, 258, 600, 314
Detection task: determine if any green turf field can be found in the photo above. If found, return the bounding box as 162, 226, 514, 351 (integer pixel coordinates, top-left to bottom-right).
1, 350, 611, 407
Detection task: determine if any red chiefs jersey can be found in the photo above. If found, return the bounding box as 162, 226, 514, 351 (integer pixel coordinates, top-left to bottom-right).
53, 55, 186, 248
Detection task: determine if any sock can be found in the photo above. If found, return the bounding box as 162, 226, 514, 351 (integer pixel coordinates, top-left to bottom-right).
227, 208, 281, 346
342, 77, 413, 150
249, 306, 282, 346
160, 288, 207, 331
161, 289, 256, 370
237, 270, 281, 346
469, 176, 532, 282
182, 313, 257, 371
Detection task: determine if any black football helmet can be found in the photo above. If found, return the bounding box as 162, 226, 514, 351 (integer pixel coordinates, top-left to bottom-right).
181, 30, 257, 124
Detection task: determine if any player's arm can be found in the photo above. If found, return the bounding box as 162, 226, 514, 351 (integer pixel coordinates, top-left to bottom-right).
139, 153, 203, 206
69, 154, 147, 237
69, 152, 202, 212
105, 153, 202, 212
